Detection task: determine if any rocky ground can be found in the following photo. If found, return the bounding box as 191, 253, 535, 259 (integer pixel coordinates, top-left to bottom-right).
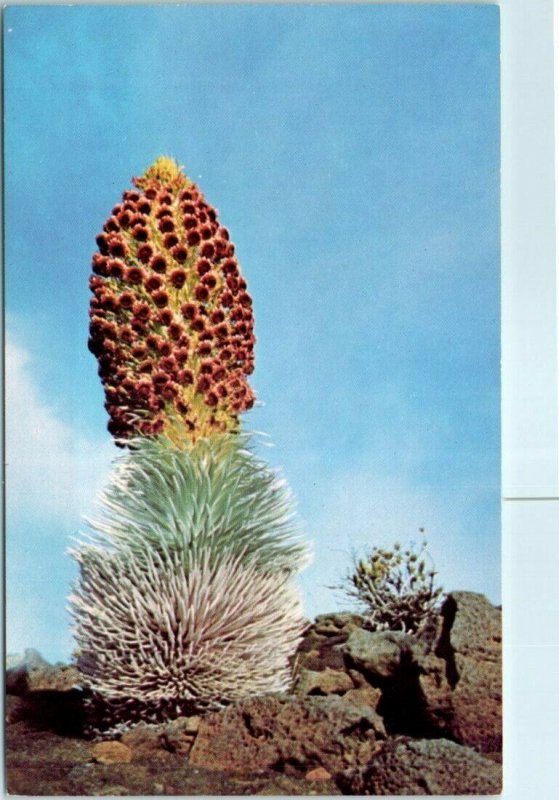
5, 591, 502, 795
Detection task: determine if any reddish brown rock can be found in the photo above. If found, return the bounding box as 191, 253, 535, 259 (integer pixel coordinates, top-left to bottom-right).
305, 766, 332, 782
189, 694, 384, 775
420, 592, 502, 755
92, 741, 133, 764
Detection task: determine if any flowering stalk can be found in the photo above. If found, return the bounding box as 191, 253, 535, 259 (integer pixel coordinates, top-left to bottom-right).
88, 157, 256, 443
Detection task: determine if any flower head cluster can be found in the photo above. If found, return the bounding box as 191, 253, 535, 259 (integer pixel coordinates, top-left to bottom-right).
340, 538, 444, 634
88, 157, 256, 442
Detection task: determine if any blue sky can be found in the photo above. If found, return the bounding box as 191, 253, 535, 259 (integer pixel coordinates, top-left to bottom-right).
5, 4, 500, 662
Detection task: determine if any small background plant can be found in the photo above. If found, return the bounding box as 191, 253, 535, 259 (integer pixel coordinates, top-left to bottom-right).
339, 535, 444, 634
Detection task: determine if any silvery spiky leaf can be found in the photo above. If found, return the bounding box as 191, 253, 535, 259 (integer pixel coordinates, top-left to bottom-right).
79, 432, 311, 576
69, 543, 306, 727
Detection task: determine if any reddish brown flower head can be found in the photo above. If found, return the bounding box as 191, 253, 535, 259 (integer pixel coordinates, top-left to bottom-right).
119, 325, 135, 345
108, 259, 125, 280
153, 371, 169, 386
132, 302, 151, 323
158, 309, 174, 326
150, 254, 167, 273
131, 344, 148, 359
170, 245, 188, 264
168, 322, 184, 341
96, 234, 109, 254
161, 383, 179, 401
205, 391, 219, 408
117, 210, 131, 228
210, 309, 225, 324
160, 356, 177, 374
137, 244, 153, 264
199, 359, 214, 375
200, 241, 215, 259
196, 341, 213, 357
182, 215, 198, 230
158, 217, 175, 234
126, 266, 145, 285
196, 258, 211, 277
152, 290, 169, 308
178, 369, 194, 385
137, 198, 151, 214
92, 253, 109, 276
108, 237, 127, 258
202, 272, 218, 289
132, 225, 149, 242
181, 302, 198, 319
158, 340, 173, 357
163, 233, 179, 249
175, 346, 190, 364
194, 284, 210, 303
196, 375, 212, 394
169, 268, 187, 289
191, 315, 206, 333
145, 274, 164, 293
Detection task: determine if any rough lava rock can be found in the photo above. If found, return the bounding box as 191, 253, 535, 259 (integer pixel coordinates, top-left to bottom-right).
120, 716, 201, 759
295, 668, 354, 696
341, 629, 423, 680
420, 591, 502, 755
313, 593, 503, 757
337, 736, 502, 795
6, 650, 84, 734
189, 694, 385, 775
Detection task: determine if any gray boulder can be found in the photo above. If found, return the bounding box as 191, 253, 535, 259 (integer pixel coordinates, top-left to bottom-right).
338, 736, 502, 795
341, 629, 422, 680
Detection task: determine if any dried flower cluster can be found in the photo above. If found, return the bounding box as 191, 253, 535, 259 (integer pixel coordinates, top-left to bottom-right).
70, 546, 306, 724
341, 539, 444, 634
88, 157, 255, 442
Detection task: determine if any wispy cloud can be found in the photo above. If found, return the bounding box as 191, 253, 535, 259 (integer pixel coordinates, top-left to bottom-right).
5, 332, 114, 526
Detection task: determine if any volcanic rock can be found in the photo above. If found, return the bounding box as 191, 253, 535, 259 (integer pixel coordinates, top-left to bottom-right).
92, 741, 133, 764
341, 629, 423, 680
420, 591, 502, 755
189, 694, 385, 775
121, 716, 200, 759
338, 736, 502, 795
295, 667, 354, 696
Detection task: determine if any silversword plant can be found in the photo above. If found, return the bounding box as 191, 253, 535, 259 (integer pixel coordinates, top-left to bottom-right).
71, 157, 310, 731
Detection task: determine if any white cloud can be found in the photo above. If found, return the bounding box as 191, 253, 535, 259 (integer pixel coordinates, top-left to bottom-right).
5, 333, 114, 526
